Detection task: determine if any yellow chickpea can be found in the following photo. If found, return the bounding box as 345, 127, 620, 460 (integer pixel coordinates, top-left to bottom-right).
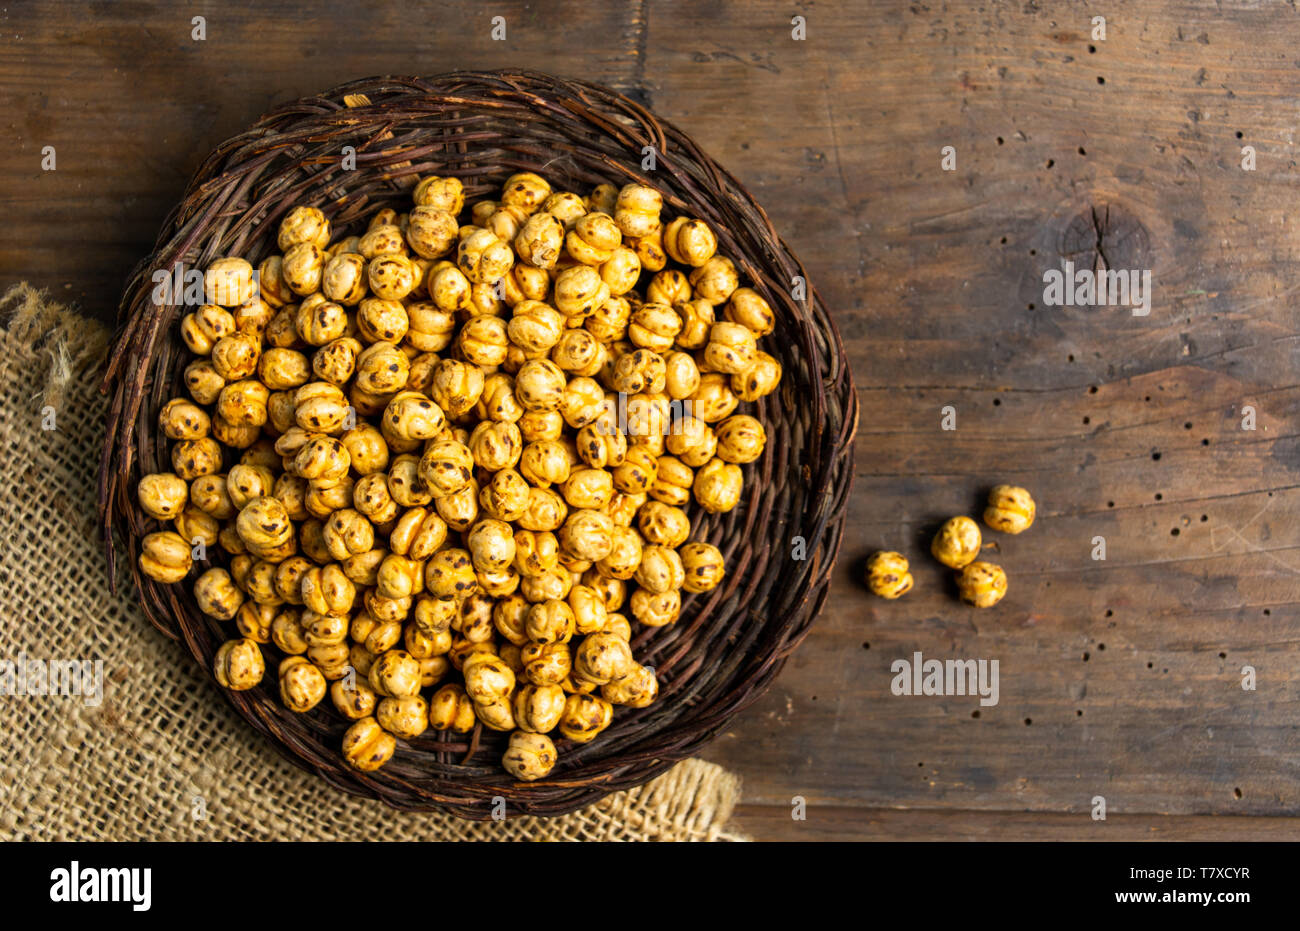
430, 358, 485, 416
566, 211, 621, 265
957, 561, 1008, 608
931, 516, 982, 569
204, 257, 258, 307
138, 531, 192, 583
558, 693, 614, 743
614, 183, 662, 239
553, 264, 610, 324
984, 485, 1037, 534
714, 414, 766, 464
278, 656, 327, 712
501, 730, 556, 781
138, 472, 189, 521
180, 304, 236, 356
866, 551, 914, 599
733, 350, 783, 402
428, 683, 478, 732
602, 664, 658, 708
406, 205, 459, 259
663, 216, 718, 267
689, 255, 739, 304
693, 458, 743, 513
377, 694, 429, 739
213, 637, 265, 690
342, 717, 397, 771
330, 677, 378, 720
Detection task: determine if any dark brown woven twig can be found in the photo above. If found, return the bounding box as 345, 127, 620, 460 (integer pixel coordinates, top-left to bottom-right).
98, 71, 858, 819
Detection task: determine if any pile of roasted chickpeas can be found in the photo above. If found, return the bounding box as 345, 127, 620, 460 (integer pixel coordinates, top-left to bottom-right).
136, 173, 782, 780
866, 485, 1036, 608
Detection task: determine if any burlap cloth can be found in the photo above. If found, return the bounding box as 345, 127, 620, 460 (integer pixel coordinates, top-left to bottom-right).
0, 284, 746, 841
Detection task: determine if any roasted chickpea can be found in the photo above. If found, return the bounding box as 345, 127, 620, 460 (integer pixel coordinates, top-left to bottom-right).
501, 730, 556, 781
210, 333, 260, 381
383, 390, 446, 444
561, 467, 614, 510
628, 302, 682, 353
553, 264, 610, 324
184, 359, 226, 405
186, 475, 234, 523
270, 607, 309, 654
428, 683, 477, 732
406, 205, 459, 259
558, 693, 613, 743
679, 541, 725, 593
180, 305, 236, 356
984, 485, 1036, 534
559, 508, 615, 563
353, 473, 398, 524
665, 416, 716, 468
331, 676, 378, 720
602, 663, 658, 707
458, 314, 509, 367
525, 599, 576, 644
205, 257, 257, 307
424, 548, 478, 600
413, 174, 464, 214
612, 446, 658, 495
574, 632, 635, 685
957, 560, 1008, 608
278, 656, 327, 712
419, 437, 475, 498
194, 566, 245, 620
866, 551, 914, 599
715, 414, 766, 464
512, 684, 566, 734
320, 252, 367, 305
689, 255, 739, 304
501, 172, 552, 213
614, 183, 662, 239
634, 544, 685, 595
278, 205, 330, 251
663, 216, 718, 267
458, 227, 515, 283
704, 322, 757, 375
479, 468, 531, 522
733, 350, 783, 402
513, 211, 564, 269
467, 518, 517, 573
296, 299, 348, 347
521, 640, 572, 685
693, 458, 743, 513
931, 516, 982, 569
354, 341, 409, 395
138, 472, 189, 521
213, 637, 265, 690
342, 717, 396, 771
430, 358, 485, 416
368, 649, 422, 699
560, 583, 606, 635
377, 694, 429, 739
690, 373, 740, 423
138, 531, 192, 583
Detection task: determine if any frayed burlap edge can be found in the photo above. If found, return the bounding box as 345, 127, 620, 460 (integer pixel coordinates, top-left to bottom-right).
0, 283, 748, 841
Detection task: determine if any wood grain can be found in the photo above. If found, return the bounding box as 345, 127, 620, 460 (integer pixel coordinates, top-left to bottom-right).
3, 0, 1298, 839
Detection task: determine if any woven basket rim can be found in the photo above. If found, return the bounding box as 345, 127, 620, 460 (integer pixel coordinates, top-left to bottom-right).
98, 70, 858, 819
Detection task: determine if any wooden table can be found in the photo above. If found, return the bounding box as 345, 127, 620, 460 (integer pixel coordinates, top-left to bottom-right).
5, 0, 1297, 840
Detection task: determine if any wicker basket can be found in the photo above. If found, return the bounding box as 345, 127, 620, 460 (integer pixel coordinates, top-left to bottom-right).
99, 71, 857, 818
